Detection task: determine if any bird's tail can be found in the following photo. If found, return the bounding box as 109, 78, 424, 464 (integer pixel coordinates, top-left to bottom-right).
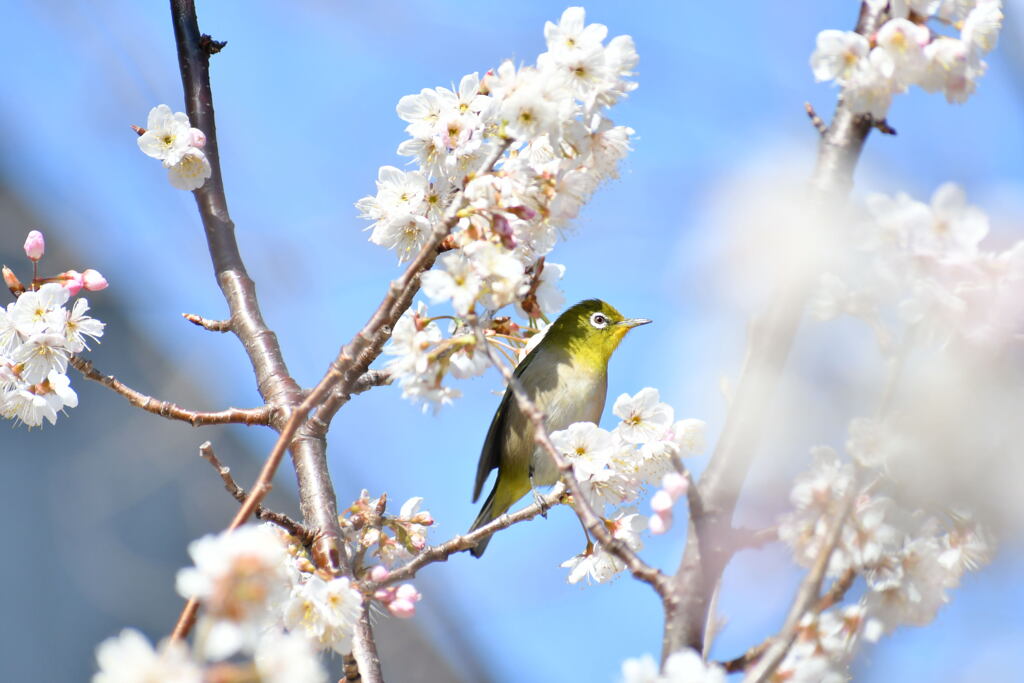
467, 484, 499, 558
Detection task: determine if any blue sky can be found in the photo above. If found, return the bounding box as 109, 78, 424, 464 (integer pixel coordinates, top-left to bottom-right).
2, 1, 1023, 680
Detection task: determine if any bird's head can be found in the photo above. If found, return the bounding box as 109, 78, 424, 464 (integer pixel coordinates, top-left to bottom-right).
541, 299, 651, 369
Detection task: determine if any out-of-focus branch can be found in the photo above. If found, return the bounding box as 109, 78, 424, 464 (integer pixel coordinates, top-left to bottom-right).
743, 488, 857, 682
371, 487, 566, 587
198, 442, 313, 543
662, 0, 887, 660
70, 356, 273, 426
167, 0, 345, 642
474, 326, 670, 599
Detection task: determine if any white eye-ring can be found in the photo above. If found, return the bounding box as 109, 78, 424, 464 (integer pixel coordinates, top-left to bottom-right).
589, 312, 609, 329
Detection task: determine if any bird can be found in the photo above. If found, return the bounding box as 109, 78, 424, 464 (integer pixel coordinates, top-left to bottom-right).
468, 299, 651, 557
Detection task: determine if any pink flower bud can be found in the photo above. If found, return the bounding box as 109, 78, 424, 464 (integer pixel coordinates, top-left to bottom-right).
651, 489, 675, 514
409, 533, 426, 550
395, 583, 421, 603
23, 231, 45, 261
649, 511, 672, 535
374, 588, 393, 602
370, 565, 390, 582
82, 269, 108, 291
412, 511, 434, 525
388, 598, 417, 618
62, 270, 84, 295
3, 266, 25, 296
661, 472, 689, 500
190, 127, 207, 149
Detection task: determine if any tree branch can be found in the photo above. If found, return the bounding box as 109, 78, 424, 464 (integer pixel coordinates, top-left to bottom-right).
662, 0, 887, 660
299, 139, 512, 442
167, 0, 345, 642
742, 487, 857, 682
182, 312, 232, 332
70, 356, 272, 426
370, 487, 566, 588
198, 441, 313, 543
473, 325, 670, 599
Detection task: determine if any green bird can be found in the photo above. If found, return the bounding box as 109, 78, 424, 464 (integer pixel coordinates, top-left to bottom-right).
468, 299, 651, 557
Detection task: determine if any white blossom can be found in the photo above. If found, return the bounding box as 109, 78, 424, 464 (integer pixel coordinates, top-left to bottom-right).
92, 629, 201, 683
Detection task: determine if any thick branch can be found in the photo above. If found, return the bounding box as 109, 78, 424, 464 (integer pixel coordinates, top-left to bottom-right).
167, 0, 345, 639
662, 1, 887, 660
70, 356, 272, 426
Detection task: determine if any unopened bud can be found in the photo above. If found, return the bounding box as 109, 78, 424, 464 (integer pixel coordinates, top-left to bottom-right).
661, 472, 689, 500
61, 270, 84, 296
395, 583, 421, 602
23, 231, 45, 261
370, 565, 389, 582
3, 266, 25, 296
190, 127, 207, 149
388, 598, 417, 618
82, 269, 108, 291
491, 214, 516, 250
650, 489, 675, 514
649, 511, 672, 535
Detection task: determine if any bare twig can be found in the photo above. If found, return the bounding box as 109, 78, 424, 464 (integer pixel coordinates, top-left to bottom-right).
308, 370, 393, 434
662, 1, 887, 660
70, 356, 273, 426
472, 325, 670, 599
722, 642, 769, 674
183, 312, 232, 332
804, 102, 828, 136
198, 442, 313, 543
742, 488, 857, 682
371, 487, 566, 587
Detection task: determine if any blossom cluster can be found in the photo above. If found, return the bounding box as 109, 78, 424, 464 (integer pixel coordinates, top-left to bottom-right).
93, 493, 434, 681
1, 231, 106, 427
775, 419, 993, 680
552, 388, 706, 584
811, 1, 1003, 117
367, 6, 636, 410
620, 648, 726, 683
136, 104, 212, 191
812, 182, 1023, 351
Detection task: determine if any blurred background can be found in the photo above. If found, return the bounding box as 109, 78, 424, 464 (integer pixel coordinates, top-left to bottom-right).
1, 1, 1023, 681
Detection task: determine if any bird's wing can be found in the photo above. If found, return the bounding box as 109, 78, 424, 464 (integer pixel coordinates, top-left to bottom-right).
471, 343, 541, 503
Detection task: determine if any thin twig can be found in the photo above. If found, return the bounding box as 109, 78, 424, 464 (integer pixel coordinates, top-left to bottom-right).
70, 356, 273, 426
722, 642, 769, 674
310, 370, 393, 433
183, 312, 232, 332
804, 102, 828, 136
472, 324, 671, 599
370, 487, 566, 587
198, 442, 313, 543
742, 487, 857, 682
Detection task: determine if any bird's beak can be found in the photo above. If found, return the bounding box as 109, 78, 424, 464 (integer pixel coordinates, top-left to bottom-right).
618, 317, 652, 329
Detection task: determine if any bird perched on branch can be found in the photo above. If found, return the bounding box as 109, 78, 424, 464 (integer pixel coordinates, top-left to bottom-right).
468, 299, 651, 557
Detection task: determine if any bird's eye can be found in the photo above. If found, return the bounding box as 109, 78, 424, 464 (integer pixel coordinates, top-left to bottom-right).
589, 312, 609, 329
